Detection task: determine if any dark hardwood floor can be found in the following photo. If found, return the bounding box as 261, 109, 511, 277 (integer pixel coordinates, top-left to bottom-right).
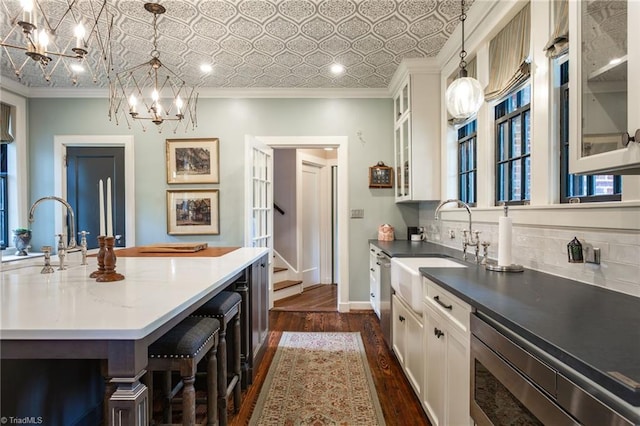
271, 283, 338, 312
228, 288, 431, 426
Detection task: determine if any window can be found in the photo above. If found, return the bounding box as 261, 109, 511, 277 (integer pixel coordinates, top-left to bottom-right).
558, 61, 621, 202
458, 120, 477, 206
0, 144, 6, 248
495, 85, 531, 205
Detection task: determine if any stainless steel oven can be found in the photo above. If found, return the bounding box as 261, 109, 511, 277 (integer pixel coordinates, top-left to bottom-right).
470, 313, 634, 426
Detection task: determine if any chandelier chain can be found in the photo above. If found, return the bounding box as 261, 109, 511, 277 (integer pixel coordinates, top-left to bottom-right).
459, 0, 467, 71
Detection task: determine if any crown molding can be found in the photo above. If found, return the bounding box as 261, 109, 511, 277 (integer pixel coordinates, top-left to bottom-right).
0, 82, 389, 99
388, 57, 441, 96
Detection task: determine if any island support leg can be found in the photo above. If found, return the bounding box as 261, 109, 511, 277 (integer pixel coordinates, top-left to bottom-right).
107, 371, 148, 426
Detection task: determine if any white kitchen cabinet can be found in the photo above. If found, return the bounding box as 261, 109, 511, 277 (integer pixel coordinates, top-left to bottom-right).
392, 293, 424, 396
391, 59, 441, 202
422, 278, 472, 426
569, 0, 640, 174
369, 244, 381, 318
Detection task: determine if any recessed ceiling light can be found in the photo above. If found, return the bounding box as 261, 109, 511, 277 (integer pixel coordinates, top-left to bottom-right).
200, 64, 213, 73
70, 63, 84, 73
330, 63, 345, 75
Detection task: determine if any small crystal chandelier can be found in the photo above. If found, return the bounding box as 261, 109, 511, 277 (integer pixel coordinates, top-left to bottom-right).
0, 0, 113, 85
108, 2, 198, 133
445, 0, 484, 120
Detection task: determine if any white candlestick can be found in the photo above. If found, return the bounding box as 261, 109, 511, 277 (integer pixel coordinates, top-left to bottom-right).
99, 179, 105, 236
106, 177, 113, 237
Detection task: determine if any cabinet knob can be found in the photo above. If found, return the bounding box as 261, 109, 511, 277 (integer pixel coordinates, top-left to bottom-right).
434, 328, 444, 338
622, 129, 640, 147
370, 292, 375, 298
399, 315, 406, 322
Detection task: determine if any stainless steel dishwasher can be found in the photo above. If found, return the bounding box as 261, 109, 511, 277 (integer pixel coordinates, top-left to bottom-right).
378, 251, 392, 348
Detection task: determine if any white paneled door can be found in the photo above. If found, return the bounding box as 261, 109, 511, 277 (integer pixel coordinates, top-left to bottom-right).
245, 135, 274, 303
301, 162, 321, 286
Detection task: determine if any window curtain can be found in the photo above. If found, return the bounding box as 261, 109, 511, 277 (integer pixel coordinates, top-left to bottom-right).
485, 3, 531, 102
448, 57, 478, 126
1, 103, 14, 143
544, 0, 568, 58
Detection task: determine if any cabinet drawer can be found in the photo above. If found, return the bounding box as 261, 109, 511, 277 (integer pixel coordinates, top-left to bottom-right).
424, 277, 471, 334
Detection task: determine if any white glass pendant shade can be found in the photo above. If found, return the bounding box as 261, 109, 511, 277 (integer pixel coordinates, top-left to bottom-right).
445, 76, 484, 119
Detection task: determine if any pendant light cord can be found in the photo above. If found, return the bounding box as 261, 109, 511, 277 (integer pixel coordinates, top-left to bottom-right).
458, 0, 468, 74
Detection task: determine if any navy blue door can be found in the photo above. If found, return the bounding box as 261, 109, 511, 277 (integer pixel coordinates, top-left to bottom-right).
66, 147, 125, 249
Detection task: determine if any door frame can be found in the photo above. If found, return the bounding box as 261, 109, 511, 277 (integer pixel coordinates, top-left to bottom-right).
254, 136, 349, 313
53, 135, 136, 246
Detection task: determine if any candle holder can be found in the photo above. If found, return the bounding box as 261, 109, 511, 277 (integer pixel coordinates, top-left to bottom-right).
89, 236, 106, 278
97, 236, 124, 282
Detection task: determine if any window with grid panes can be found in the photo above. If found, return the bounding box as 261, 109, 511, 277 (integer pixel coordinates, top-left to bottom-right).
495, 85, 531, 205
458, 120, 477, 206
558, 61, 621, 202
0, 143, 7, 249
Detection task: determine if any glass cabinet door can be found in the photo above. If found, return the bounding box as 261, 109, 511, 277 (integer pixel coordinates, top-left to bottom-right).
569, 0, 640, 174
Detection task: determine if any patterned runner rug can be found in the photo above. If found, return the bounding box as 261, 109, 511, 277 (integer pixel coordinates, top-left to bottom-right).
249, 332, 386, 425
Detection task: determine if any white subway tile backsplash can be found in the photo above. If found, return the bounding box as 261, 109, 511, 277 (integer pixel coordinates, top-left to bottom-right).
419, 206, 640, 299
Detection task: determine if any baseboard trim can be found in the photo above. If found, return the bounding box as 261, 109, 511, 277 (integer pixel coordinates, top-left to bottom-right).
348, 301, 373, 311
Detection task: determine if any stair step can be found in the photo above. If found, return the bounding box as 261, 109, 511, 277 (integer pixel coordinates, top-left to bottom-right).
274, 267, 287, 273
274, 280, 302, 291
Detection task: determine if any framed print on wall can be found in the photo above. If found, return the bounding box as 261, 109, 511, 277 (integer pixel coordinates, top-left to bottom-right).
166, 138, 219, 184
167, 189, 219, 235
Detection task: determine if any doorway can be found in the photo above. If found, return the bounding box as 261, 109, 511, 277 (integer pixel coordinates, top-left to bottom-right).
53, 135, 136, 247
245, 136, 349, 313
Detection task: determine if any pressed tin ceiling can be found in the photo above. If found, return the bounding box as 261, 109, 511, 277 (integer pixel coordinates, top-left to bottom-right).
1, 0, 474, 90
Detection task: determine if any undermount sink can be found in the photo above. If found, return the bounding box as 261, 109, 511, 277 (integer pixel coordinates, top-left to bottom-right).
391, 257, 467, 314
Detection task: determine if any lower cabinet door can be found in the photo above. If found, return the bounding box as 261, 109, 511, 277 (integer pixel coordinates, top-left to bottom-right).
423, 303, 446, 426
446, 326, 472, 426
405, 306, 424, 396
392, 294, 407, 366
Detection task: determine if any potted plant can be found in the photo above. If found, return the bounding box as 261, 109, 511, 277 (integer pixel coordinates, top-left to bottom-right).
13, 227, 32, 256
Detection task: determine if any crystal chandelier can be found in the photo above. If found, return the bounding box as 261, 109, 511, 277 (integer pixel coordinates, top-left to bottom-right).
445, 0, 484, 120
0, 0, 113, 85
108, 2, 198, 133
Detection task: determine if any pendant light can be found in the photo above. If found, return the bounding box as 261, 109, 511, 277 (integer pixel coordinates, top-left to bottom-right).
445, 0, 484, 120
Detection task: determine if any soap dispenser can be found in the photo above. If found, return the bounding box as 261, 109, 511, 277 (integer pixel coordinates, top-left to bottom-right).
567, 237, 584, 263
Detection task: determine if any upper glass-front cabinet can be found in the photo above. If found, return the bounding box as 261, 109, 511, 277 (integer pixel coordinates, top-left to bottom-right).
569, 0, 640, 174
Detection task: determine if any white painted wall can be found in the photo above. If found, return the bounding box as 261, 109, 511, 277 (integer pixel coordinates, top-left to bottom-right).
273, 149, 297, 266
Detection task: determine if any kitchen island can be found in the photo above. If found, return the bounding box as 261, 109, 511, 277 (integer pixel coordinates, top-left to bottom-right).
1, 247, 269, 425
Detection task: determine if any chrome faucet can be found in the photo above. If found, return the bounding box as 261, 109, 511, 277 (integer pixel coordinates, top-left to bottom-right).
28, 196, 77, 250
434, 198, 480, 261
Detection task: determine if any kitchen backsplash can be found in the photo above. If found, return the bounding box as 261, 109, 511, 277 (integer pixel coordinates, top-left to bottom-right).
418, 204, 640, 298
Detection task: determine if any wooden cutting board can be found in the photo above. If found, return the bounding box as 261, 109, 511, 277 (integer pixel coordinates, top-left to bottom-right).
137, 242, 208, 253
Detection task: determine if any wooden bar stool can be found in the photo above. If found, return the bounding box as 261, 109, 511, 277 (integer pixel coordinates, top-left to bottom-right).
147, 316, 220, 426
192, 291, 242, 426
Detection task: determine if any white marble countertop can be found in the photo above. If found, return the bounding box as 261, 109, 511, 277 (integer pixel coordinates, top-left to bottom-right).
0, 247, 268, 341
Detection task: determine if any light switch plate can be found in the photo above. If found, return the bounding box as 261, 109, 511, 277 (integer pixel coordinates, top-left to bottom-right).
350, 209, 364, 218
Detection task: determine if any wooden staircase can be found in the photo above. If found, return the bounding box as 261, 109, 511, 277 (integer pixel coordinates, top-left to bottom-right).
273, 266, 303, 301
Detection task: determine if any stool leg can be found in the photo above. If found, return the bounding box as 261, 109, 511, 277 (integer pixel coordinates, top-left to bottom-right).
217, 324, 228, 426
207, 335, 219, 426
233, 311, 242, 413
181, 373, 196, 426
144, 371, 154, 423
162, 371, 172, 424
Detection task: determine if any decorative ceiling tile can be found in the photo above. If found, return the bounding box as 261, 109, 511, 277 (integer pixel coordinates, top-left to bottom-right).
239, 0, 278, 22
337, 16, 372, 39
229, 17, 264, 40
409, 15, 446, 38
279, 0, 317, 22
398, 0, 438, 19
287, 37, 319, 55
359, 0, 397, 22
265, 17, 299, 40
318, 35, 351, 54
301, 17, 335, 41
318, 0, 357, 22
1, 0, 476, 89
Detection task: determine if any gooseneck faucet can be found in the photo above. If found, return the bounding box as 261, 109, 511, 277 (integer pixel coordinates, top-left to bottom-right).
28, 196, 77, 250
434, 198, 480, 261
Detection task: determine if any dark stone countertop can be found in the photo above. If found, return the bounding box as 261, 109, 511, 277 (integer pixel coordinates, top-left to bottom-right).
369, 239, 640, 418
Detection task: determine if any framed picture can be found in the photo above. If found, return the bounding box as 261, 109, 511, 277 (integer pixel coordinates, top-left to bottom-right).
166, 138, 219, 184
166, 189, 219, 235
369, 163, 393, 188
